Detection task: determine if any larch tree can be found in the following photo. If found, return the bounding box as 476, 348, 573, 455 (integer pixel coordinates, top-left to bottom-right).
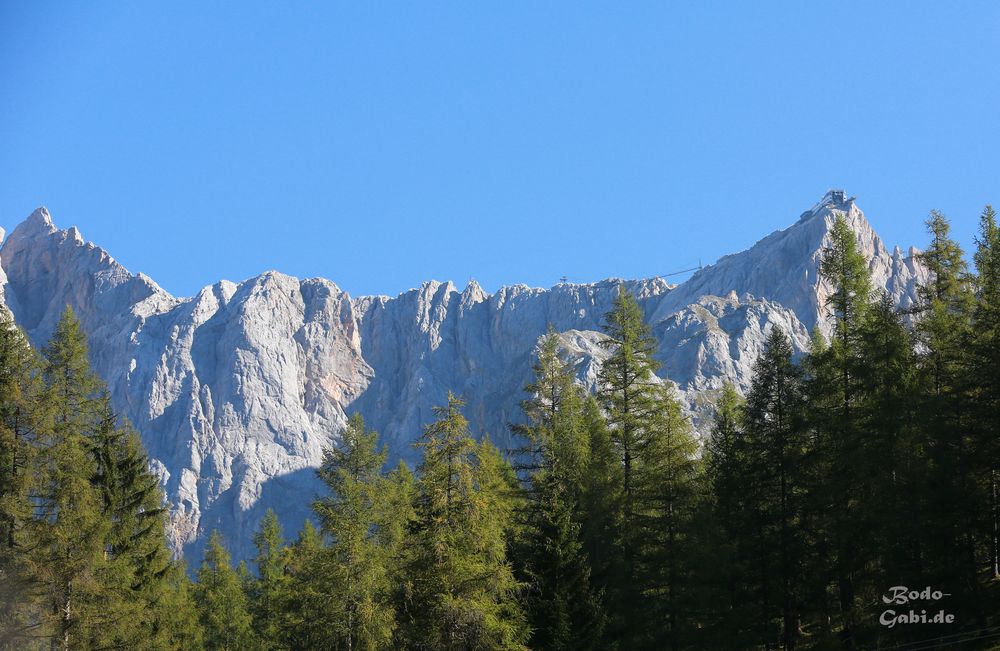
576, 393, 623, 646
639, 380, 700, 651
29, 307, 109, 650
741, 328, 806, 651
0, 314, 43, 647
515, 330, 604, 651
972, 205, 1000, 579
596, 285, 663, 641
912, 211, 981, 623
313, 414, 398, 651
702, 383, 754, 649
194, 530, 258, 651
810, 214, 874, 647
249, 509, 287, 650
403, 393, 528, 651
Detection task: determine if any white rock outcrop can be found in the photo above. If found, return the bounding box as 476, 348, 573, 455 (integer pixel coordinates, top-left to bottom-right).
0, 191, 928, 560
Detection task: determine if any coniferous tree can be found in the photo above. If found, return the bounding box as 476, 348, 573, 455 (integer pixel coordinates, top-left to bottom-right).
402, 393, 528, 650
0, 314, 43, 648
576, 393, 623, 646
280, 521, 333, 650
515, 331, 604, 651
313, 414, 399, 651
385, 460, 417, 649
87, 394, 175, 649
702, 384, 754, 649
249, 509, 287, 650
640, 382, 700, 651
1, 308, 192, 649
858, 295, 921, 584
972, 205, 1000, 579
28, 307, 109, 650
705, 385, 745, 535
912, 211, 981, 623
195, 530, 258, 651
155, 562, 205, 650
597, 285, 704, 649
810, 214, 874, 646
596, 286, 663, 642
741, 328, 806, 651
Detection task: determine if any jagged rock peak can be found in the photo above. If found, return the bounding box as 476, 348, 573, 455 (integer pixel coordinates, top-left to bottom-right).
799, 189, 857, 222
18, 206, 57, 235
461, 279, 488, 306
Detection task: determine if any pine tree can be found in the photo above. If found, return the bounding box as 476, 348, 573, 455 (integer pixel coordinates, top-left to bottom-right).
28, 307, 109, 649
86, 394, 175, 649
515, 331, 603, 651
639, 382, 700, 651
279, 521, 333, 650
155, 562, 205, 650
597, 285, 704, 649
702, 384, 754, 649
471, 439, 530, 649
596, 285, 663, 642
811, 215, 875, 646
741, 328, 806, 651
194, 530, 258, 651
313, 414, 398, 650
1, 307, 191, 649
858, 295, 921, 583
0, 314, 43, 648
515, 329, 590, 488
385, 461, 417, 649
403, 393, 528, 650
972, 205, 1000, 579
576, 394, 623, 646
249, 509, 287, 650
912, 211, 981, 623
705, 385, 745, 533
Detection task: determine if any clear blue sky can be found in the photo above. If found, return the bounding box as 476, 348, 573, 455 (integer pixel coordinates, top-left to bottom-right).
2, 3, 998, 298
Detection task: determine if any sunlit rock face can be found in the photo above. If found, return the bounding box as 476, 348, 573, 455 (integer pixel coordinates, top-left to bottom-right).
0, 191, 927, 560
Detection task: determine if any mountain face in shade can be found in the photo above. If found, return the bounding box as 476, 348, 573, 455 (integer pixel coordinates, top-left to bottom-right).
0, 191, 928, 560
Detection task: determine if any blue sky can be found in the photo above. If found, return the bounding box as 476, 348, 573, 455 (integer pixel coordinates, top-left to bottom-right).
2, 3, 998, 298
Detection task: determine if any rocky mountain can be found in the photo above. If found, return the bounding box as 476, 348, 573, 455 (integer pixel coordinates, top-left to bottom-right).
0, 190, 928, 560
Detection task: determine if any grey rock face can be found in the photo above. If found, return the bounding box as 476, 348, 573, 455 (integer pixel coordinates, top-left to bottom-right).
0, 191, 928, 560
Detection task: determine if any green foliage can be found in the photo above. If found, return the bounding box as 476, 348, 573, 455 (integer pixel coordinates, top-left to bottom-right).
700, 384, 755, 649
29, 308, 111, 649
403, 394, 529, 650
0, 307, 206, 649
812, 215, 880, 645
87, 394, 176, 649
0, 314, 43, 648
249, 509, 287, 649
972, 206, 1000, 579
576, 393, 623, 641
637, 382, 700, 651
910, 211, 983, 627
195, 530, 258, 651
277, 521, 334, 650
597, 285, 702, 649
741, 328, 807, 650
312, 414, 400, 650
515, 330, 604, 651
155, 562, 205, 650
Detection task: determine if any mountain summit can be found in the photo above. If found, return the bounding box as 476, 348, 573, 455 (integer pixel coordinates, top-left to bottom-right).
0, 192, 927, 560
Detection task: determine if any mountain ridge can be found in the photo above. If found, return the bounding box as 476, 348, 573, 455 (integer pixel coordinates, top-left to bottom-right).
0, 191, 929, 560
